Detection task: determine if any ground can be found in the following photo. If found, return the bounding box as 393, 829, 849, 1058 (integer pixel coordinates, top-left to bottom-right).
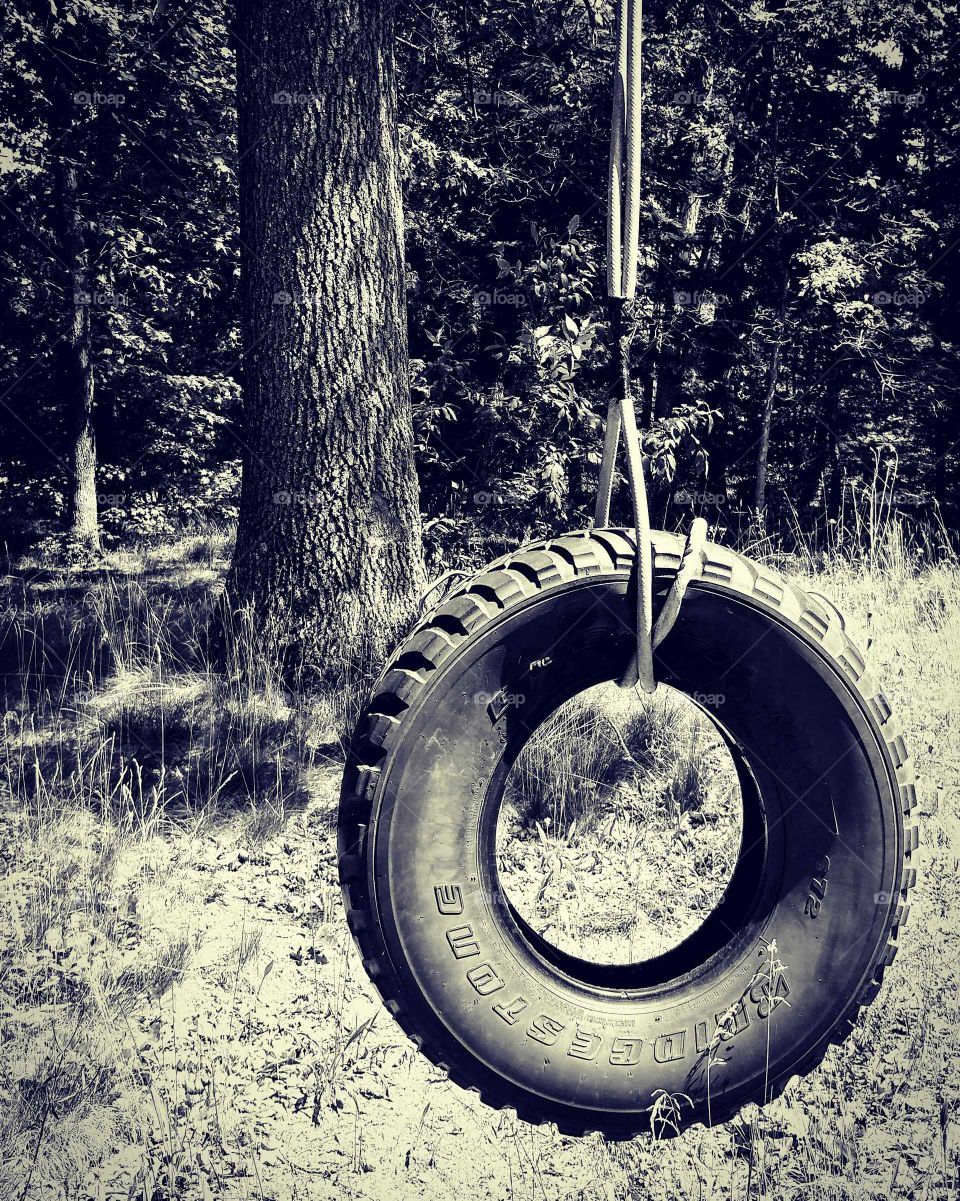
1, 525, 959, 1201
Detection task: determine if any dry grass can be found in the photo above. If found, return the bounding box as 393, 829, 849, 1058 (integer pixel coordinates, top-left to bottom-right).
0, 510, 958, 1200
498, 683, 741, 964
0, 531, 360, 1198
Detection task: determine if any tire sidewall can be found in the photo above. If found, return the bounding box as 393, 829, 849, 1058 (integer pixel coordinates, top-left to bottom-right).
365, 570, 903, 1132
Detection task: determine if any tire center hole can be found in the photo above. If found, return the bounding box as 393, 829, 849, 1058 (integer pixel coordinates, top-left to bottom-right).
495, 682, 744, 967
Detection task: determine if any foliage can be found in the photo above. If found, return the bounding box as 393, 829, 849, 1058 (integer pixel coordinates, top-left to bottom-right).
1, 0, 958, 554
0, 0, 239, 545
396, 0, 960, 551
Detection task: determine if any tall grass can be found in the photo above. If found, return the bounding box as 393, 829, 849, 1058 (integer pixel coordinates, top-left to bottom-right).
745, 454, 957, 577
0, 531, 373, 1194
1, 487, 957, 1198
0, 532, 366, 831
506, 684, 724, 834
497, 683, 742, 964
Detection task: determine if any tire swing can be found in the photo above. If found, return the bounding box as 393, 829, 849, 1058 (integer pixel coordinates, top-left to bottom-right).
338, 0, 918, 1139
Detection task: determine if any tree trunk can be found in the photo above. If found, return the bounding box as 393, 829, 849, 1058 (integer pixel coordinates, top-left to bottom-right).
753, 271, 788, 517
56, 150, 100, 552
226, 0, 426, 688
753, 338, 781, 516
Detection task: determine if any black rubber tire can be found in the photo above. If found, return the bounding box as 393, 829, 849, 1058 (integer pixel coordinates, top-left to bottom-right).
338, 529, 918, 1139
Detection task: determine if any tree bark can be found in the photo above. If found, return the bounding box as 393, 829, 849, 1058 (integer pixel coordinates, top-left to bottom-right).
226, 0, 426, 688
53, 100, 100, 553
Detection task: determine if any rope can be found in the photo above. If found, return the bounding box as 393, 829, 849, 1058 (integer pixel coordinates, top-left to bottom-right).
652, 517, 708, 649
622, 0, 643, 300
596, 0, 706, 693
605, 0, 628, 299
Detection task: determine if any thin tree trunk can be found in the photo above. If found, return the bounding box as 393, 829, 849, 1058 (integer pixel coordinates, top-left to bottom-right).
753, 342, 781, 514
227, 0, 426, 688
826, 432, 845, 524
753, 280, 788, 516
55, 143, 100, 552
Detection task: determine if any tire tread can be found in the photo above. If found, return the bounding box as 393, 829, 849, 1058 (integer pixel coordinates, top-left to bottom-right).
338, 528, 918, 1137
